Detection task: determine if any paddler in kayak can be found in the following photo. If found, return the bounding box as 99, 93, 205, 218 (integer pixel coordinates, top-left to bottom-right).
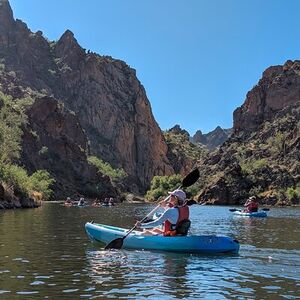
243, 196, 259, 213
135, 189, 191, 236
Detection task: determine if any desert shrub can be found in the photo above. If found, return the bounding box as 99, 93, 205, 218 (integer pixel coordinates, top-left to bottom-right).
8, 71, 16, 78
297, 121, 300, 136
30, 130, 39, 139
0, 92, 54, 200
88, 156, 126, 179
240, 158, 267, 175
29, 170, 55, 200
48, 69, 56, 75
1, 165, 54, 200
267, 132, 287, 155
0, 92, 28, 164
185, 185, 199, 198
164, 131, 208, 161
39, 146, 49, 156
249, 185, 263, 196
145, 174, 182, 201
252, 159, 268, 170
285, 186, 300, 204
2, 164, 29, 194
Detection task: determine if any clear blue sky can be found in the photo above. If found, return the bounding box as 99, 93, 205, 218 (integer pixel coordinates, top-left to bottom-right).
9, 0, 300, 135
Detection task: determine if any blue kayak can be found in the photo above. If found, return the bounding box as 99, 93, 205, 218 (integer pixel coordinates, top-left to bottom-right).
85, 222, 240, 254
233, 210, 267, 218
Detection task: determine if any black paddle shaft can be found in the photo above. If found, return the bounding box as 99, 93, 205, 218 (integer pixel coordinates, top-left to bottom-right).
104, 168, 200, 250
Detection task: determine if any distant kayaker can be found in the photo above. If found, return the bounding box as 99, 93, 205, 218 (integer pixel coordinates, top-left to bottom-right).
135, 189, 191, 236
64, 197, 73, 206
78, 197, 85, 206
243, 196, 259, 213
92, 198, 100, 207
109, 197, 115, 206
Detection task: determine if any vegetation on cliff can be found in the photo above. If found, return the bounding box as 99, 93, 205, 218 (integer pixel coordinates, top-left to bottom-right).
87, 156, 127, 180
145, 129, 206, 200
0, 92, 54, 206
163, 127, 208, 174
196, 105, 300, 205
145, 174, 198, 201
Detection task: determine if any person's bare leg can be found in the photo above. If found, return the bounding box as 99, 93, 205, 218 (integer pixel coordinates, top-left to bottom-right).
151, 228, 164, 234
142, 228, 163, 236
142, 230, 155, 236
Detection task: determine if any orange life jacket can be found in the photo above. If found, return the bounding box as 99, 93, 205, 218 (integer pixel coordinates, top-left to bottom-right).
163, 206, 190, 236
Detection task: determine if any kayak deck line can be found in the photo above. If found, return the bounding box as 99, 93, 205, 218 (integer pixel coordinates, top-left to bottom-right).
85, 222, 240, 254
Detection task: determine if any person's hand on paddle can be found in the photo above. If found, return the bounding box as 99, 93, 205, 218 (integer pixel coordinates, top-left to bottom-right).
159, 200, 167, 208
135, 220, 141, 228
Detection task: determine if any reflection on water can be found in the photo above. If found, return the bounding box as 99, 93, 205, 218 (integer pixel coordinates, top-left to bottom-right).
0, 203, 299, 299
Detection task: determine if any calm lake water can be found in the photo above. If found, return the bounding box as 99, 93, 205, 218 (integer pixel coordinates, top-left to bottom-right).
0, 203, 299, 299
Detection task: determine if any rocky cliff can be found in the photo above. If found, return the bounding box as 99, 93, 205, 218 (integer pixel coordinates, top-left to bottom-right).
196, 61, 300, 206
0, 0, 174, 198
234, 60, 300, 132
164, 125, 208, 175
192, 126, 232, 150
21, 96, 118, 199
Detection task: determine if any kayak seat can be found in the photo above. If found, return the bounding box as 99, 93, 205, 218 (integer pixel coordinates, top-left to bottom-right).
176, 219, 191, 236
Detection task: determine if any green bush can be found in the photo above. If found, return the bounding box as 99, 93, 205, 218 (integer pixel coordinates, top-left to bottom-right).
163, 131, 208, 161
252, 159, 267, 170
145, 174, 182, 201
0, 92, 54, 200
267, 132, 287, 155
1, 164, 54, 200
285, 187, 300, 203
29, 170, 55, 200
0, 92, 27, 164
240, 158, 267, 175
2, 164, 29, 194
88, 156, 126, 179
39, 146, 49, 156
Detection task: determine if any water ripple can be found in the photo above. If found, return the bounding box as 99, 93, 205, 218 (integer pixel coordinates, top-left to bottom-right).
0, 203, 299, 299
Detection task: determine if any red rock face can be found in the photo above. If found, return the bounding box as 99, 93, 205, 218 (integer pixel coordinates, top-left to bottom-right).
21, 97, 117, 199
0, 0, 174, 193
0, 0, 14, 45
234, 60, 300, 132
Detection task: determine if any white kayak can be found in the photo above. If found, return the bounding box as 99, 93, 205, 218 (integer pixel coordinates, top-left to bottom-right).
233, 210, 267, 218
85, 222, 240, 254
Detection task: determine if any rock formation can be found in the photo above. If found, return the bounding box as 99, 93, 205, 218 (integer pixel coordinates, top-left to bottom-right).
196, 61, 300, 206
164, 125, 208, 175
192, 126, 232, 150
0, 0, 175, 200
234, 60, 300, 132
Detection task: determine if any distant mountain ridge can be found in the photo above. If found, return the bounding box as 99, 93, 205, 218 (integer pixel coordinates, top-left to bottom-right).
167, 124, 232, 150
192, 126, 232, 150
